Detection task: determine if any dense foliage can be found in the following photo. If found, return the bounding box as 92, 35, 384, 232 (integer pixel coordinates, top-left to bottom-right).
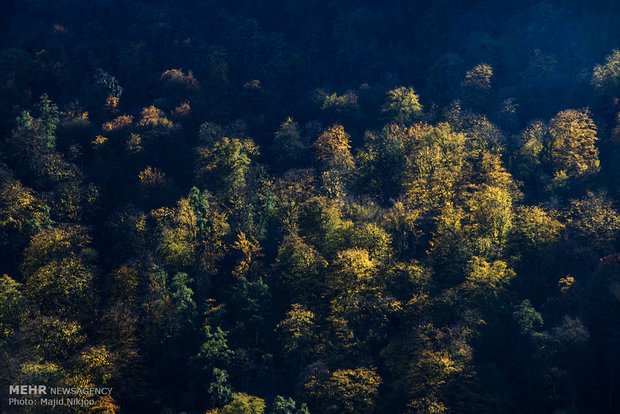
1, 0, 620, 413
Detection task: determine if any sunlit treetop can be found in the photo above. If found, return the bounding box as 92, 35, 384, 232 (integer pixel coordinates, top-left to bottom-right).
381, 87, 423, 125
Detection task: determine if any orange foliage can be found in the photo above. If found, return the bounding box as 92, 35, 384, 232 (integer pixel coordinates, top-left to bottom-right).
105, 95, 120, 114
138, 166, 167, 187
313, 124, 354, 171
161, 68, 200, 91
559, 275, 576, 294
91, 135, 108, 148
173, 101, 191, 118
102, 115, 133, 132
138, 106, 173, 129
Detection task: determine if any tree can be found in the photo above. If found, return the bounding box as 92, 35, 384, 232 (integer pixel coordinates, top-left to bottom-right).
381, 87, 423, 125
543, 316, 590, 411
403, 123, 468, 213
312, 124, 354, 172
462, 257, 515, 304
297, 196, 346, 255
405, 323, 477, 414
546, 109, 599, 179
0, 174, 51, 273
154, 198, 198, 271
327, 248, 377, 302
7, 95, 61, 176
382, 201, 421, 260
208, 393, 266, 414
591, 49, 620, 94
466, 184, 514, 259
99, 303, 141, 402
69, 345, 116, 386
195, 137, 259, 198
65, 345, 120, 413
305, 367, 382, 414
231, 231, 262, 279
429, 203, 472, 283
21, 226, 98, 320
354, 126, 407, 201
208, 368, 233, 408
94, 68, 124, 99
510, 205, 564, 295
270, 396, 309, 414
13, 94, 61, 151
160, 68, 200, 100
461, 63, 493, 112
197, 325, 235, 373
276, 304, 317, 360
513, 299, 543, 337
170, 272, 196, 327
566, 192, 620, 258
0, 274, 24, 340
514, 121, 546, 184
273, 233, 327, 306
188, 186, 230, 283
349, 222, 392, 262
271, 118, 307, 171
21, 316, 86, 362
138, 106, 173, 129
315, 89, 358, 114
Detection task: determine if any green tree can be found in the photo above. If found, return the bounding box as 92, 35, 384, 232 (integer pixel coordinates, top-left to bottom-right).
513, 299, 543, 337
271, 118, 307, 171
34, 94, 61, 150
170, 272, 196, 327
406, 323, 477, 414
297, 196, 346, 255
208, 393, 266, 414
208, 368, 233, 408
591, 49, 620, 94
7, 95, 62, 177
13, 94, 61, 151
196, 137, 259, 198
188, 187, 230, 294
197, 325, 235, 373
354, 125, 407, 201
273, 232, 327, 306
381, 87, 423, 125
0, 274, 24, 340
429, 203, 472, 283
270, 396, 310, 414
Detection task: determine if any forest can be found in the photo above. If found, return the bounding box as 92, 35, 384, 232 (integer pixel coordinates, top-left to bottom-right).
1, 0, 620, 413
